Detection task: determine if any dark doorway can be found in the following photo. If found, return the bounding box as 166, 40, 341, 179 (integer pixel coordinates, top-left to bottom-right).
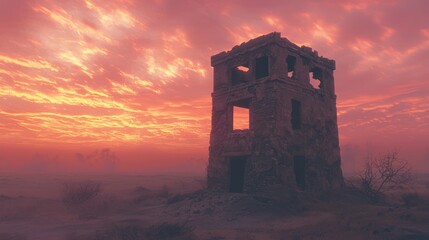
294, 156, 306, 190
229, 156, 247, 192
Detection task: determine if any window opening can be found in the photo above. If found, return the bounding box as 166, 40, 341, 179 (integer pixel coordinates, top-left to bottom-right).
286, 55, 296, 78
233, 99, 250, 130
231, 64, 250, 86
291, 99, 301, 130
255, 56, 269, 79
309, 67, 322, 89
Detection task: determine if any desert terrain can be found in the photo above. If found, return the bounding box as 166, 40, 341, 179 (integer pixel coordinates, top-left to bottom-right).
0, 173, 428, 240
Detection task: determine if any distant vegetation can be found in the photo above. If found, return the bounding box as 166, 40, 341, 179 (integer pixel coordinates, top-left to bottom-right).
62, 181, 101, 206
61, 180, 116, 219
66, 220, 195, 240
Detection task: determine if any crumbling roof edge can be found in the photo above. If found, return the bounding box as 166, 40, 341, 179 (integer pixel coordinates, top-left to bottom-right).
211, 32, 335, 70
211, 32, 283, 65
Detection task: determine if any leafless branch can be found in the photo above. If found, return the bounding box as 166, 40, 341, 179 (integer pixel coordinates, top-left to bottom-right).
358, 151, 411, 202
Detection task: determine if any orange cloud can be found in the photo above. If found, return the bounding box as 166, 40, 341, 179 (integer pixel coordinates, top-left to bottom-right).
0, 0, 428, 173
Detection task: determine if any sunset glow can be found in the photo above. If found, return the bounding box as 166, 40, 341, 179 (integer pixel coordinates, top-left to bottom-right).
0, 0, 428, 173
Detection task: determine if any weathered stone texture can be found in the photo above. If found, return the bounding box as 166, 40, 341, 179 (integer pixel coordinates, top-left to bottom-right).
207, 32, 344, 193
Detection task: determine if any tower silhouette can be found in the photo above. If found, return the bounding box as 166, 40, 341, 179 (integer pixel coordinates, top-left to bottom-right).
207, 32, 343, 192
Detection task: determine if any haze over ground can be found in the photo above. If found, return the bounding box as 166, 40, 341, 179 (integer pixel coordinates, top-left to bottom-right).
0, 0, 428, 174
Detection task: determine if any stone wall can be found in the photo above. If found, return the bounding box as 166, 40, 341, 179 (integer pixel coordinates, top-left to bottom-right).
207, 32, 343, 193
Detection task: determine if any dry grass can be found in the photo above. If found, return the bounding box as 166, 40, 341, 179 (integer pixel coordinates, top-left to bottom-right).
145, 222, 195, 240
61, 180, 118, 219
66, 220, 195, 240
401, 192, 426, 207
0, 233, 27, 240
2, 174, 429, 240
62, 181, 101, 206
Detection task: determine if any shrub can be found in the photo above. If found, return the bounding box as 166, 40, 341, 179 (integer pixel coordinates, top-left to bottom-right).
167, 194, 187, 204
0, 194, 12, 201
401, 192, 425, 207
157, 184, 170, 198
77, 193, 116, 219
94, 220, 144, 240
0, 233, 27, 240
145, 222, 195, 240
88, 220, 195, 240
62, 181, 101, 206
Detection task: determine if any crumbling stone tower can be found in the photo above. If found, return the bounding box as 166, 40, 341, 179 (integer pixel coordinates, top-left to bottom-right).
207, 32, 343, 193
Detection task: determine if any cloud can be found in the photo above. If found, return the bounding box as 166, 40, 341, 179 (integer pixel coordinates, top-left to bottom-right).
0, 0, 428, 172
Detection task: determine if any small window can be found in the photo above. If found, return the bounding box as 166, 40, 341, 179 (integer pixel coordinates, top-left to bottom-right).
291, 99, 301, 130
255, 56, 269, 79
233, 99, 250, 130
231, 64, 250, 86
309, 67, 322, 89
286, 55, 296, 78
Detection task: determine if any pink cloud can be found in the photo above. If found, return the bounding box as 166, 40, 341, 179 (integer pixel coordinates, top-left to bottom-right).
0, 0, 428, 173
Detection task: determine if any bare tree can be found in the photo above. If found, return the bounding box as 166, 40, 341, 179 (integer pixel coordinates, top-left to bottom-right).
359, 151, 411, 202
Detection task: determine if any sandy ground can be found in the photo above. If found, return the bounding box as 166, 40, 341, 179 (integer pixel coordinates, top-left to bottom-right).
0, 173, 429, 240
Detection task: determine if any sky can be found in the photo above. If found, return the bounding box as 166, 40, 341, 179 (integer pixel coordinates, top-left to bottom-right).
0, 0, 428, 174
